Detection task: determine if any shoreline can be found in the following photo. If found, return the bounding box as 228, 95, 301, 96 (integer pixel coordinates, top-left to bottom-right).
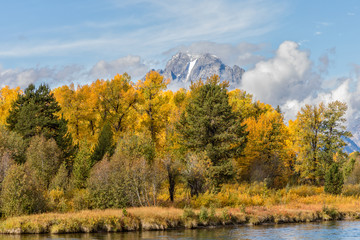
0, 206, 359, 234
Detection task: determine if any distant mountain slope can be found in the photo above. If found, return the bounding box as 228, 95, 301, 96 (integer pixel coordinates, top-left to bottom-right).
343, 136, 360, 153
159, 52, 245, 89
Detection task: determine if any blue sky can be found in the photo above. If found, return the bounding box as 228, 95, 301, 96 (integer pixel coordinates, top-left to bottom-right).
1, 0, 359, 81
2, 0, 360, 131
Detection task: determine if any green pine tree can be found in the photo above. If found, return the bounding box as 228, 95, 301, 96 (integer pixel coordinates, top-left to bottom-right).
91, 123, 115, 166
178, 75, 247, 189
324, 162, 344, 195
6, 84, 75, 163
72, 141, 92, 189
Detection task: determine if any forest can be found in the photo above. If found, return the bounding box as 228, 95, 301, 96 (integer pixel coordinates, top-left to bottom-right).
0, 70, 358, 218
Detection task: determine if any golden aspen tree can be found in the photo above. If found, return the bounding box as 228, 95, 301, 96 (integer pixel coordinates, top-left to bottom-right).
0, 86, 21, 125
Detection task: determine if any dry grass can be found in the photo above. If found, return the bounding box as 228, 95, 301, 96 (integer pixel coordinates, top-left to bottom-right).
2, 184, 360, 234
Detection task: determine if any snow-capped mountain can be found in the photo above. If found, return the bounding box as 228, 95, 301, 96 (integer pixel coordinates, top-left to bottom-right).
159, 52, 245, 89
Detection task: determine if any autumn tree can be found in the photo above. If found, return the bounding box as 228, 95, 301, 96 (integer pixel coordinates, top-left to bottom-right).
159, 89, 188, 202
98, 73, 138, 135
25, 135, 62, 189
0, 126, 27, 163
0, 86, 21, 125
112, 133, 163, 206
228, 89, 272, 120
87, 156, 130, 209
320, 101, 352, 170
237, 110, 293, 188
1, 164, 47, 217
178, 75, 247, 189
53, 82, 105, 144
295, 103, 325, 184
294, 101, 350, 184
137, 71, 170, 148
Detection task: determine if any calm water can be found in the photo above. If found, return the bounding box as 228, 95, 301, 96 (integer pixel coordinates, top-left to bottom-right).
1, 221, 360, 240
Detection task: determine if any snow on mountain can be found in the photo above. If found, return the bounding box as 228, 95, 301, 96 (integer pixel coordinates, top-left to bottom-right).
158, 52, 245, 89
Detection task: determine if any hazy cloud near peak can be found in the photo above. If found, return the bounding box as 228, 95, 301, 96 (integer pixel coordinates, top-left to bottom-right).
0, 55, 150, 89
166, 41, 266, 68
89, 56, 149, 81
0, 64, 84, 89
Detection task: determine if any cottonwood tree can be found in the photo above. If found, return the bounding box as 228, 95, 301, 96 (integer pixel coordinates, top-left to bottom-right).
137, 71, 170, 148
295, 101, 350, 184
237, 110, 293, 188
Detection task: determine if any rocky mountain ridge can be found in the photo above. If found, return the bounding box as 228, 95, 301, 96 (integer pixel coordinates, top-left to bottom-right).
158, 52, 244, 89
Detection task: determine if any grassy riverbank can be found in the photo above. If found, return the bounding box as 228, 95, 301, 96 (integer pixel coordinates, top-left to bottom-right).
1, 204, 360, 234
2, 184, 360, 234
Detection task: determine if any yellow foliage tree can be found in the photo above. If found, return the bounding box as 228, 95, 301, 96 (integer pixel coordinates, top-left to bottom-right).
136, 71, 170, 148
0, 86, 21, 125
236, 110, 294, 188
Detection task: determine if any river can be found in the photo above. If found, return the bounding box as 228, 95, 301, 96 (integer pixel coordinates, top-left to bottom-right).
1, 221, 360, 239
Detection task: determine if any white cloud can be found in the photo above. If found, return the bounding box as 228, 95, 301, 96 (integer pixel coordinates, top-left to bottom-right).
89, 56, 149, 80
241, 41, 320, 106
281, 80, 353, 122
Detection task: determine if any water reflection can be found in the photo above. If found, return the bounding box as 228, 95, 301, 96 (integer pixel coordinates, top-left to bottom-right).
1, 221, 360, 240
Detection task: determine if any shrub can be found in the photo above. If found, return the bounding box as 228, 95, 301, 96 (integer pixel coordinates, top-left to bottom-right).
209, 205, 216, 218
289, 185, 323, 196
342, 184, 360, 196
1, 164, 47, 217
72, 189, 90, 211
182, 207, 196, 219
322, 205, 340, 220
199, 206, 209, 222
221, 208, 230, 222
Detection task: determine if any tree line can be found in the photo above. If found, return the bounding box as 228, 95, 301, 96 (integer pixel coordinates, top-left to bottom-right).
0, 71, 354, 216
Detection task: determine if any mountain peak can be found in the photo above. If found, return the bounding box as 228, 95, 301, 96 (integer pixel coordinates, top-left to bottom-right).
160, 52, 244, 89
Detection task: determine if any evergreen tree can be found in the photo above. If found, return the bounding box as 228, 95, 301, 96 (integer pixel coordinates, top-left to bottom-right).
178, 75, 247, 189
324, 162, 344, 195
72, 141, 92, 189
6, 84, 75, 162
91, 123, 115, 166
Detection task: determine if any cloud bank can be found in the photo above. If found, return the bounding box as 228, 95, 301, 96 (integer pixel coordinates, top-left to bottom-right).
0, 56, 150, 89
